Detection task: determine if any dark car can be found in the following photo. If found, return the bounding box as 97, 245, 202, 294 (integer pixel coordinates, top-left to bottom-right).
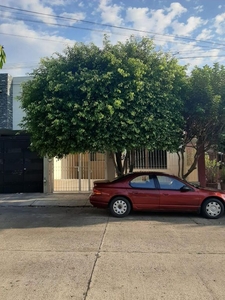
89, 172, 225, 219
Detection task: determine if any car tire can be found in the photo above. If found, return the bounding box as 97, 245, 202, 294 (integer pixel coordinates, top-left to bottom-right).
201, 198, 224, 219
109, 197, 131, 218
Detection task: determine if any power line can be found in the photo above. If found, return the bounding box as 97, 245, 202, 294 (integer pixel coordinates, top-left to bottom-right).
9, 16, 115, 35
1, 5, 225, 67
1, 65, 38, 69
1, 4, 225, 49
0, 30, 221, 55
1, 5, 225, 54
178, 55, 225, 59
2, 56, 225, 71
3, 54, 225, 70
172, 48, 225, 55
4, 15, 225, 52
0, 32, 75, 44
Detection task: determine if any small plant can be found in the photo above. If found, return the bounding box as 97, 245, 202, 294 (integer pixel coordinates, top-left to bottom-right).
220, 166, 225, 183
219, 166, 225, 190
205, 155, 218, 184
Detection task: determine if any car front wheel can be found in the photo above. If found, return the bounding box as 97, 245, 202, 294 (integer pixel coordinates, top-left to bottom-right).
109, 197, 131, 218
201, 198, 224, 219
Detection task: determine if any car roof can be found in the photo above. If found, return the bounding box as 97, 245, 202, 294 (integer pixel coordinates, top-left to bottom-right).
135, 171, 166, 174
113, 171, 175, 181
126, 171, 172, 176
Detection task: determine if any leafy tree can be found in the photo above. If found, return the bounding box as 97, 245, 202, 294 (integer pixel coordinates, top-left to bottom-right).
20, 36, 186, 176
179, 63, 225, 179
0, 45, 6, 69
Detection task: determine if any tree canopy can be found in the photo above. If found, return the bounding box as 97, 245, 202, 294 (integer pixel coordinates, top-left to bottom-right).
0, 45, 6, 69
180, 63, 225, 179
20, 36, 186, 174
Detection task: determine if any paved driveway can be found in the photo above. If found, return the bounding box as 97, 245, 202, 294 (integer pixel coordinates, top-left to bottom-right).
0, 207, 225, 300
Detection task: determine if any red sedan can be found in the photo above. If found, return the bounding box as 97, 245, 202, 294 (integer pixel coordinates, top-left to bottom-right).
89, 172, 225, 219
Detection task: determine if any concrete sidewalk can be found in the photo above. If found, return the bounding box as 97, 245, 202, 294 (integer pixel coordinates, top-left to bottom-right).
0, 193, 91, 207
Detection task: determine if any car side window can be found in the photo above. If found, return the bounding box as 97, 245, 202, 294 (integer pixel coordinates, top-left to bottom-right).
157, 175, 184, 190
130, 175, 155, 189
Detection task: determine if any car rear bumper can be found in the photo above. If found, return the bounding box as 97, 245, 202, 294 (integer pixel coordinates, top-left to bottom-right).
89, 195, 109, 208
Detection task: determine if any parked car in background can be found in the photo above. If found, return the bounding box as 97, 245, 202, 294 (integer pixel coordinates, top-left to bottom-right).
89, 172, 225, 219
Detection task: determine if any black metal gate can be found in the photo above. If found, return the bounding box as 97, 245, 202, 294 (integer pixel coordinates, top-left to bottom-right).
0, 135, 43, 193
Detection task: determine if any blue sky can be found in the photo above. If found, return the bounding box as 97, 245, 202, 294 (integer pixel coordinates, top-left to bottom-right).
1, 0, 225, 76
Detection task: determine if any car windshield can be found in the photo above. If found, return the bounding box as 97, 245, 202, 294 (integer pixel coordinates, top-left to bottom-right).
185, 181, 199, 188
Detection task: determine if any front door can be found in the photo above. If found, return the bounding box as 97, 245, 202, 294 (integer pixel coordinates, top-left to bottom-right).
128, 174, 160, 210
53, 153, 106, 192
156, 175, 200, 211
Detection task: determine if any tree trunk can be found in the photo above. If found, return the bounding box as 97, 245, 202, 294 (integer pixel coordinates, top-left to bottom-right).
182, 154, 198, 180
181, 149, 185, 179
177, 152, 181, 178
115, 151, 123, 176
129, 150, 135, 173
182, 138, 205, 180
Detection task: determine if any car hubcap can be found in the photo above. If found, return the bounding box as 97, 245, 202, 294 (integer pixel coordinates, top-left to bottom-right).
206, 202, 221, 217
113, 200, 127, 215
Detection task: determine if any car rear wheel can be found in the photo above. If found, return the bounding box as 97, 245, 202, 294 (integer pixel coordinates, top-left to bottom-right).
201, 198, 224, 219
109, 197, 131, 218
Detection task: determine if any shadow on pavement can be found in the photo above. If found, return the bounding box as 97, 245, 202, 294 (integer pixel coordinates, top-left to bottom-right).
0, 206, 225, 230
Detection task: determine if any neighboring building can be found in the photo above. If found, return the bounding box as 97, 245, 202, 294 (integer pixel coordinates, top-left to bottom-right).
0, 73, 13, 131
0, 74, 198, 193
12, 76, 27, 130
0, 74, 44, 193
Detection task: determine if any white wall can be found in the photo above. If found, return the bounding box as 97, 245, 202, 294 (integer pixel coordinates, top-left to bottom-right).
12, 76, 31, 130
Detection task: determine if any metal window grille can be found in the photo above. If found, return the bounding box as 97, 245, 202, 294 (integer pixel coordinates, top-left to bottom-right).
133, 149, 167, 169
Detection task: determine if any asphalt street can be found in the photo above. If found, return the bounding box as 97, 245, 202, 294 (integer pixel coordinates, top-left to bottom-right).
0, 205, 225, 300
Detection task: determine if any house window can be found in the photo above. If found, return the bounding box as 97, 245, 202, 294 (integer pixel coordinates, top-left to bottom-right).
133, 149, 167, 169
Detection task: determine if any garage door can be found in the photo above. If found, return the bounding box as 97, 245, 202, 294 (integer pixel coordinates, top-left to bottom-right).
0, 135, 43, 193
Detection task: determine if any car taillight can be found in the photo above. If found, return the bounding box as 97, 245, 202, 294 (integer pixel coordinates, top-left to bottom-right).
93, 188, 102, 195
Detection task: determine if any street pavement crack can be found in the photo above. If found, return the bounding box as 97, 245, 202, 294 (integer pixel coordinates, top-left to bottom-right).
83, 216, 109, 300
197, 271, 220, 300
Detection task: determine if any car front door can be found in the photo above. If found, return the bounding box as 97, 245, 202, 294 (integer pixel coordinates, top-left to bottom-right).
156, 175, 200, 211
128, 174, 160, 210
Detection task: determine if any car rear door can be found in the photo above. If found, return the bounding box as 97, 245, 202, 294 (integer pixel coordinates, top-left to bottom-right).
127, 174, 160, 210
156, 175, 200, 211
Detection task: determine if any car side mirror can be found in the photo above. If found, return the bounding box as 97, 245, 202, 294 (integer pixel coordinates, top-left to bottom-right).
180, 185, 192, 192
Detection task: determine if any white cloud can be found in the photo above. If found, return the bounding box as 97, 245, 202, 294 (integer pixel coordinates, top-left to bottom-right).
42, 0, 67, 6
172, 16, 206, 36
0, 21, 75, 76
1, 0, 57, 25
194, 5, 204, 13
97, 0, 123, 26
196, 28, 213, 40
126, 7, 150, 30
60, 12, 86, 25
174, 43, 224, 72
78, 2, 84, 8
214, 12, 225, 34
165, 2, 187, 17
126, 2, 187, 35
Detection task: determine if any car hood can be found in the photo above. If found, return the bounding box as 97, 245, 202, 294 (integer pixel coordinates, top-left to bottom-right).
198, 187, 225, 194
